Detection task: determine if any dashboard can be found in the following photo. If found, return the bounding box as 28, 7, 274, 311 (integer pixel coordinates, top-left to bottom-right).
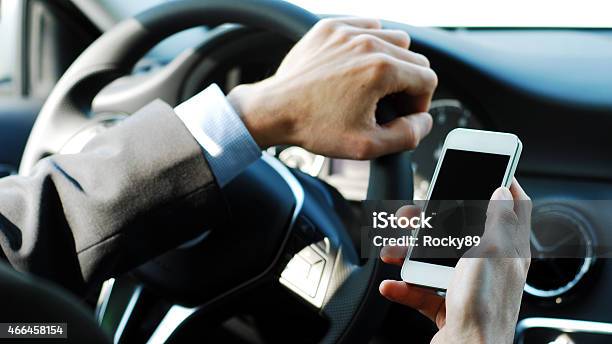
90, 22, 612, 344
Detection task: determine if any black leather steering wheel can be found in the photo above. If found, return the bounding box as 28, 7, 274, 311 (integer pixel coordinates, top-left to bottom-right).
19, 1, 414, 343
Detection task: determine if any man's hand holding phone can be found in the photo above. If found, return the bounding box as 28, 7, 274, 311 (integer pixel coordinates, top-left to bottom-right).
380, 180, 532, 344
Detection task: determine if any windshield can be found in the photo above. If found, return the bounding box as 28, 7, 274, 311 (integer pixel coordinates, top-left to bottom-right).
285, 0, 611, 28
90, 0, 611, 28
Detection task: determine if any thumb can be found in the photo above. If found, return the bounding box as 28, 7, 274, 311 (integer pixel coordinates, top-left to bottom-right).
492, 186, 512, 200
486, 187, 517, 224
464, 187, 517, 259
484, 187, 519, 241
368, 112, 433, 157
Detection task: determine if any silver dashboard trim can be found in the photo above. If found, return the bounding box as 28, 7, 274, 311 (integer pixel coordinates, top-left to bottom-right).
523, 256, 593, 298
146, 305, 197, 344
516, 317, 612, 344
95, 278, 116, 324
114, 285, 143, 344
261, 153, 305, 224
524, 205, 595, 298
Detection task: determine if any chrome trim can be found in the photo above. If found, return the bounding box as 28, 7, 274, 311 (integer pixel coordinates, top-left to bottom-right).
95, 278, 116, 324
146, 305, 197, 344
113, 285, 143, 344
278, 241, 338, 308
275, 146, 326, 177
430, 98, 465, 110
524, 256, 593, 298
144, 153, 305, 343
261, 153, 305, 224
524, 205, 595, 298
516, 317, 612, 344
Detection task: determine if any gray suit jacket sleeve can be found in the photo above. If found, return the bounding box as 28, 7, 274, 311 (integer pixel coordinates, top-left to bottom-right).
0, 100, 228, 295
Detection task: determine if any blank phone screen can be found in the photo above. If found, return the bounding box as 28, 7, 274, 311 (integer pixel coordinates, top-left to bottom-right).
412, 149, 511, 267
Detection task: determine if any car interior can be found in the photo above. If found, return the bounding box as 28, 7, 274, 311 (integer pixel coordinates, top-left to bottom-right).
1, 0, 612, 343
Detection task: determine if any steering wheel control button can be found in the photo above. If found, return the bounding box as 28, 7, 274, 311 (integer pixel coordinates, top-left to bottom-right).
282, 255, 311, 285
299, 245, 324, 265
280, 242, 332, 303
281, 245, 326, 297
303, 260, 325, 297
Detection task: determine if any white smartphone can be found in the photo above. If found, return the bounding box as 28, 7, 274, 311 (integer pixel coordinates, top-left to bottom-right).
401, 128, 522, 291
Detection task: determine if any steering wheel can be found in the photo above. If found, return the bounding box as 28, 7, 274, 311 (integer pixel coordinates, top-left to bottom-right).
19, 0, 415, 343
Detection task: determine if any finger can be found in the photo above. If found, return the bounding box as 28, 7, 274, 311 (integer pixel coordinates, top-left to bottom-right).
382, 56, 438, 112
509, 178, 529, 202
359, 34, 429, 66
325, 17, 382, 29
395, 204, 422, 219
509, 179, 532, 256
365, 112, 433, 156
380, 205, 421, 264
379, 280, 444, 322
482, 187, 518, 255
510, 178, 532, 227
486, 187, 516, 222
380, 246, 408, 265
349, 28, 412, 49
381, 40, 429, 67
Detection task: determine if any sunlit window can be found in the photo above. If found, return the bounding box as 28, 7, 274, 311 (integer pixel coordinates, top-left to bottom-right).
284, 0, 612, 28
0, 0, 18, 94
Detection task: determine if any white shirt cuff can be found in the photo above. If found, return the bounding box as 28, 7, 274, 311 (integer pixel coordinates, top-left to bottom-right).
174, 84, 261, 187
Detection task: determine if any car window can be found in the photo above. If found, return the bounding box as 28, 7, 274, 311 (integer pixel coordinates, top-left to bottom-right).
96, 0, 166, 23
0, 0, 19, 95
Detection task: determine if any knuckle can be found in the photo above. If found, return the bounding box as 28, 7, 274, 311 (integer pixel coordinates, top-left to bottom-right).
353, 136, 375, 160
352, 34, 378, 52
333, 26, 353, 43
367, 54, 394, 81
316, 18, 338, 33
